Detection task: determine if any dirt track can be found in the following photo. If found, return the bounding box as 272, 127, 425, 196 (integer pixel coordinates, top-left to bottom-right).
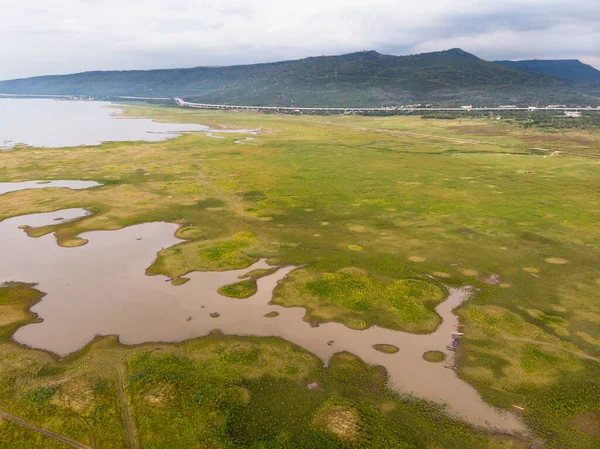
116, 364, 139, 449
0, 408, 92, 449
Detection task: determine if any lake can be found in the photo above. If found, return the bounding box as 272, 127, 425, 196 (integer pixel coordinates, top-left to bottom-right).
0, 98, 250, 149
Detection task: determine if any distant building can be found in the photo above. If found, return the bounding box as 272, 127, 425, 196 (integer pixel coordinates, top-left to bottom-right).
461, 105, 472, 110
498, 105, 517, 109
564, 111, 582, 117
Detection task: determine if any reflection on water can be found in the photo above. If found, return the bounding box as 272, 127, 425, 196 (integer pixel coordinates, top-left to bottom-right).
0, 98, 256, 149
0, 180, 101, 195
0, 207, 526, 433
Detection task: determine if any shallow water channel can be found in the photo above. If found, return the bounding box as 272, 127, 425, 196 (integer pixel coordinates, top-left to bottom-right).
0, 180, 101, 195
0, 184, 526, 433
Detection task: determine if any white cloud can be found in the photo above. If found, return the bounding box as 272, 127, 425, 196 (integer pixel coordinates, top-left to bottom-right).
412, 24, 600, 61
1, 0, 598, 79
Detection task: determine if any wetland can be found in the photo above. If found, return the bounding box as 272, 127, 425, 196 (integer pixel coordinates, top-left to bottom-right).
1, 205, 522, 432
0, 101, 599, 448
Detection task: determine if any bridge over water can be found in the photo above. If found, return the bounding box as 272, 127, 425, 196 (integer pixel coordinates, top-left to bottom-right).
1, 93, 597, 113
172, 98, 599, 114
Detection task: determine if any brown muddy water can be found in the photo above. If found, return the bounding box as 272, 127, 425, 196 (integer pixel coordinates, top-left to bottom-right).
1, 207, 526, 434
0, 99, 258, 149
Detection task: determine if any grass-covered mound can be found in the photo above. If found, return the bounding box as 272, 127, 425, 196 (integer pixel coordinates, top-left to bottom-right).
277, 268, 445, 332
423, 351, 446, 363
148, 232, 258, 278
312, 399, 362, 443
170, 277, 190, 286
373, 344, 400, 354
239, 267, 278, 280
218, 280, 258, 299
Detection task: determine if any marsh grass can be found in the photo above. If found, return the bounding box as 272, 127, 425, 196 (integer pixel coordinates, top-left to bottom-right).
373, 344, 400, 354
2, 327, 504, 449
1, 107, 599, 447
147, 232, 259, 277
218, 280, 258, 299
295, 269, 445, 332
0, 282, 44, 342
239, 267, 278, 280
170, 277, 190, 286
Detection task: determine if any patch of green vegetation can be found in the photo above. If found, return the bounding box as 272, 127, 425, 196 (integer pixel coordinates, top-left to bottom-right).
196, 197, 226, 209
148, 232, 258, 278
264, 311, 279, 318
519, 345, 560, 373
35, 364, 68, 377
462, 306, 527, 337
170, 277, 190, 286
305, 271, 375, 311
296, 269, 445, 332
239, 267, 278, 280
241, 190, 267, 202
535, 312, 568, 325
218, 343, 260, 364
0, 282, 43, 307
218, 280, 258, 299
23, 386, 58, 404
373, 344, 399, 354
423, 351, 446, 363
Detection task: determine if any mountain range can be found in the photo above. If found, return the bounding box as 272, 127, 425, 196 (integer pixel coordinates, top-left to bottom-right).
495, 59, 600, 84
1, 49, 599, 107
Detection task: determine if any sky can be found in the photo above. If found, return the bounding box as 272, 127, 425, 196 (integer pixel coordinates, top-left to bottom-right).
2, 0, 599, 80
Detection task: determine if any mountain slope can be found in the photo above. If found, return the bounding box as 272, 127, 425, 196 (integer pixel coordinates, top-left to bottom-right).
495, 59, 600, 84
1, 49, 598, 107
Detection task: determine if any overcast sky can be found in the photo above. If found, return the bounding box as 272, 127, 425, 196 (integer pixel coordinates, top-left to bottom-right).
2, 0, 599, 80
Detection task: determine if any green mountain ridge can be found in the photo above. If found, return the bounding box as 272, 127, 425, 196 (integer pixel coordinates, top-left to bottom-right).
1, 49, 599, 107
495, 59, 600, 84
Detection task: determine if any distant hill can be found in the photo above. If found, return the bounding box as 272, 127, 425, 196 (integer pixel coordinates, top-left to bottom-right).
495, 59, 600, 84
1, 49, 599, 107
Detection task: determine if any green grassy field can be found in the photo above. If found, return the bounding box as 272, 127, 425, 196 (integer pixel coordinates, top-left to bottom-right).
1, 106, 599, 448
